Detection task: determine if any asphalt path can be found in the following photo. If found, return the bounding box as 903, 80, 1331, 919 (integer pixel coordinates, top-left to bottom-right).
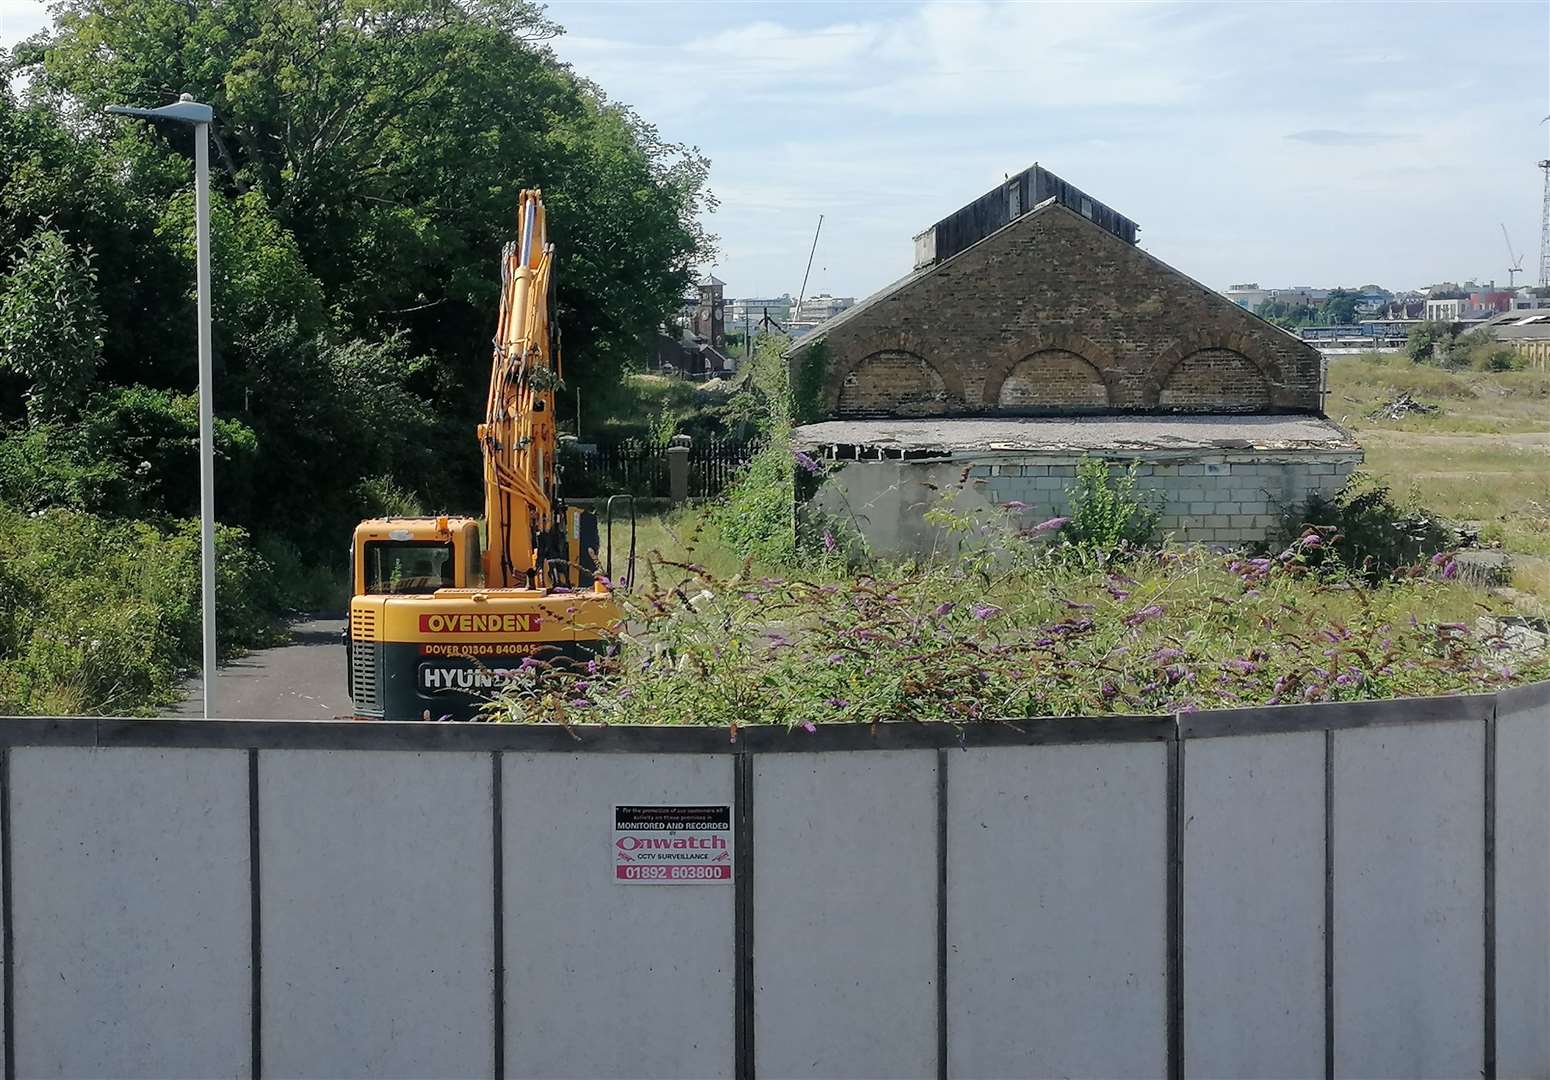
174, 617, 350, 720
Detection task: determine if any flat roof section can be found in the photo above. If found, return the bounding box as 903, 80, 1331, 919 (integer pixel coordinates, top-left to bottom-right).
792, 415, 1360, 456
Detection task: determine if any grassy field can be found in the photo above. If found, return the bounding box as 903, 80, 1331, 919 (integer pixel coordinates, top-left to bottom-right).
1325, 354, 1550, 596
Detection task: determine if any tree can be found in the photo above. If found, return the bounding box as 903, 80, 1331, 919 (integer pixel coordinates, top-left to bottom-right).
0, 228, 104, 421
1406, 321, 1455, 365
1318, 289, 1359, 325
2, 0, 714, 558
31, 0, 713, 410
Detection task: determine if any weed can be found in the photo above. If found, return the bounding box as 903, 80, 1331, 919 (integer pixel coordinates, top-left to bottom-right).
1062, 457, 1160, 550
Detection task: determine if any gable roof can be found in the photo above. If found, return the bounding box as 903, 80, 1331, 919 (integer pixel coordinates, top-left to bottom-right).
788, 198, 1313, 357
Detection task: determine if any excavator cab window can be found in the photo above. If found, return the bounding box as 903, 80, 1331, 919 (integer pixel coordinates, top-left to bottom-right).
363, 540, 455, 595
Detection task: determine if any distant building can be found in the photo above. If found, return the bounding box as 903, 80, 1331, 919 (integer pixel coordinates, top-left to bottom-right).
1468, 291, 1513, 315
1512, 291, 1550, 311
1222, 284, 1330, 311
1375, 297, 1427, 320
1352, 287, 1393, 315
1425, 298, 1466, 322
692, 275, 726, 352
789, 293, 856, 338
785, 162, 1355, 555
1484, 312, 1550, 368
1224, 284, 1271, 310
657, 273, 732, 377
727, 295, 794, 335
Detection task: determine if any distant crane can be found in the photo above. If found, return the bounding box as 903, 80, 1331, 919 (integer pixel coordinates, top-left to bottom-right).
1503, 223, 1526, 288
1540, 115, 1550, 287
1541, 159, 1550, 288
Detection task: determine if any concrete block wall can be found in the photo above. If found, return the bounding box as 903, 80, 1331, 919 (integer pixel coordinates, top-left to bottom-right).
972, 452, 1359, 546
812, 450, 1361, 556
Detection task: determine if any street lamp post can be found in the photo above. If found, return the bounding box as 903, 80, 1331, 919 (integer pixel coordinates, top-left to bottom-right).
106, 94, 218, 719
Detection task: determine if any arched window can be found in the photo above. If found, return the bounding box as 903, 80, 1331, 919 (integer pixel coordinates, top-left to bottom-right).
997, 350, 1108, 408
836, 351, 948, 416
1158, 349, 1271, 411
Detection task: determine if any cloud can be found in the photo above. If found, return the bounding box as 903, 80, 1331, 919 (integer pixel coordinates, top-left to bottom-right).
1285, 129, 1406, 147
0, 1, 47, 45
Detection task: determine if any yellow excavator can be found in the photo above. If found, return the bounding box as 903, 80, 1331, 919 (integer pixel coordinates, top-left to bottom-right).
345, 190, 626, 720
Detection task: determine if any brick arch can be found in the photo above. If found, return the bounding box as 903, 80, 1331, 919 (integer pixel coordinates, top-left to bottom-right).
982, 328, 1118, 407
997, 349, 1111, 409
1144, 332, 1285, 408
835, 349, 952, 417
821, 329, 964, 412
1156, 347, 1273, 412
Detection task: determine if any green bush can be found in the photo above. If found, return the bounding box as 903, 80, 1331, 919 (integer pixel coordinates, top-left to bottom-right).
0, 506, 283, 715
1406, 321, 1455, 365
1279, 475, 1455, 581
711, 439, 795, 564
0, 227, 103, 420
791, 340, 830, 426
1474, 347, 1524, 373
1061, 457, 1160, 550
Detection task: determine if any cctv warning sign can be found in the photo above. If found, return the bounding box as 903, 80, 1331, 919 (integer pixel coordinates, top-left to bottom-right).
613, 805, 733, 884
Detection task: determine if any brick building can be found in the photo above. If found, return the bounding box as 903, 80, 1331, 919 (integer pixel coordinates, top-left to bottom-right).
786, 164, 1360, 553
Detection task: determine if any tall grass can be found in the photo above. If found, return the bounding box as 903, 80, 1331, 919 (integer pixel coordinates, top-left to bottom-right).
489, 507, 1545, 727
0, 507, 283, 715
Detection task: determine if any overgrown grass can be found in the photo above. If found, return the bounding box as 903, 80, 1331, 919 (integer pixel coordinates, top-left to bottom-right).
1328, 353, 1550, 433
1329, 356, 1550, 565
0, 507, 285, 715
490, 510, 1546, 727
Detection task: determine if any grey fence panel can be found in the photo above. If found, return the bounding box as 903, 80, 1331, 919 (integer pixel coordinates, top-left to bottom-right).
9, 746, 250, 1079
259, 749, 494, 1079
1333, 719, 1486, 1077
1497, 683, 1550, 1078
947, 741, 1169, 1078
1182, 729, 1325, 1077
502, 753, 735, 1079
752, 750, 938, 1079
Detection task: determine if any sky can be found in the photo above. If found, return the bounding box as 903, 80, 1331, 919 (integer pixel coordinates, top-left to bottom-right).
4, 0, 1549, 301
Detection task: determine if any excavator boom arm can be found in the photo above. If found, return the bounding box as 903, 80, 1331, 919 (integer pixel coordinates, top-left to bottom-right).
482, 190, 562, 586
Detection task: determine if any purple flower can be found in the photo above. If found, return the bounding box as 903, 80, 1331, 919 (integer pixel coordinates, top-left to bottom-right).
971, 602, 1002, 620
1123, 604, 1165, 627
1441, 558, 1458, 580
825, 697, 850, 709
586, 658, 599, 676
1153, 647, 1184, 662
801, 720, 817, 733
823, 530, 837, 553
826, 653, 845, 664
1002, 500, 1029, 511
793, 450, 820, 474
1031, 515, 1070, 533
934, 601, 955, 618
1298, 531, 1324, 549
1222, 658, 1258, 674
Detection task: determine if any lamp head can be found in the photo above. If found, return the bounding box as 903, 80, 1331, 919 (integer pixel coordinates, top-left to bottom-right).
104, 94, 212, 125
